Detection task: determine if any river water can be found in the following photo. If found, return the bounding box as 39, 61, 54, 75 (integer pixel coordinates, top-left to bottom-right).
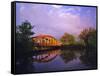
31, 48, 96, 72
16, 48, 97, 73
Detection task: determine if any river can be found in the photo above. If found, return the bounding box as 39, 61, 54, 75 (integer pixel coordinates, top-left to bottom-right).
31, 48, 97, 72
15, 47, 97, 73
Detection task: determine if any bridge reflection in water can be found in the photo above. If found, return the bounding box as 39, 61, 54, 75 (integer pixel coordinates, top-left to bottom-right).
32, 48, 96, 72
15, 34, 97, 73
15, 48, 97, 73
32, 49, 61, 63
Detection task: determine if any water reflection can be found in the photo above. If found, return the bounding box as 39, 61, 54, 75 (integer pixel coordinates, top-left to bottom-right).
32, 48, 97, 72
80, 48, 97, 68
16, 48, 97, 73
32, 49, 61, 62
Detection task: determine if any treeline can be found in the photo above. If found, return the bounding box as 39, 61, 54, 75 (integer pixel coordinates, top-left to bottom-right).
16, 20, 97, 59
16, 20, 97, 55
60, 28, 96, 48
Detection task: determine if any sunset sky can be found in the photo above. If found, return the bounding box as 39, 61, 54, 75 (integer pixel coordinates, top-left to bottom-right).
16, 3, 97, 39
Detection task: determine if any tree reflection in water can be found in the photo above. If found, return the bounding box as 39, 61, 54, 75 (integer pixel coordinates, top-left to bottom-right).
60, 47, 97, 68
80, 47, 97, 69
16, 47, 97, 73
60, 50, 76, 63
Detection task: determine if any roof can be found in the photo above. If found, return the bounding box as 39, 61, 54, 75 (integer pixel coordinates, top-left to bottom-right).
32, 34, 56, 39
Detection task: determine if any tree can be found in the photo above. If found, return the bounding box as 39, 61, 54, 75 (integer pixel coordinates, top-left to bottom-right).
18, 20, 34, 40
79, 28, 96, 47
16, 20, 35, 59
16, 20, 35, 73
60, 33, 75, 45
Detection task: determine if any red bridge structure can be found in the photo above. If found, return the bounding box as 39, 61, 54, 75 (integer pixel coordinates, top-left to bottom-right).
32, 34, 62, 47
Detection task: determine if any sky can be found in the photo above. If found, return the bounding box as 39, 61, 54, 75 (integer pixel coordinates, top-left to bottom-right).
16, 3, 97, 39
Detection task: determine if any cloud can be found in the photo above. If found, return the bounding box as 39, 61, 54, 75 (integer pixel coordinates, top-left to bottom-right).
51, 5, 62, 8
16, 3, 96, 39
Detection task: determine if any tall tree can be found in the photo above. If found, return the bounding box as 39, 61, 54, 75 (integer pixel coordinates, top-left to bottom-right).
16, 20, 35, 59
16, 20, 35, 73
79, 28, 96, 47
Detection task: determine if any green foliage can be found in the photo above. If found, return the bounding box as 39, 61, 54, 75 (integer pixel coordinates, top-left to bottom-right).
16, 20, 35, 59
60, 33, 75, 45
79, 28, 96, 47
16, 20, 34, 41
88, 31, 96, 47
74, 39, 85, 46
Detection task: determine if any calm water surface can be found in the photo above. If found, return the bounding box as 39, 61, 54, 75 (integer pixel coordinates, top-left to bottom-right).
16, 48, 97, 73
32, 49, 92, 72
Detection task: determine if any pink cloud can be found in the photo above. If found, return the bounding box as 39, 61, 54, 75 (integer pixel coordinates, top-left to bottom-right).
17, 4, 96, 39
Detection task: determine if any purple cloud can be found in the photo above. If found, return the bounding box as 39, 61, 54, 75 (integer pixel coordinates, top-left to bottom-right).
16, 3, 97, 39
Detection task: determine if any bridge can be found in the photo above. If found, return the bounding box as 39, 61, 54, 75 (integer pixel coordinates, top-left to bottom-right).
32, 34, 62, 47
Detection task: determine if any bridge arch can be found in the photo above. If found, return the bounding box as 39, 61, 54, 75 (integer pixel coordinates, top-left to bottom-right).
32, 34, 62, 46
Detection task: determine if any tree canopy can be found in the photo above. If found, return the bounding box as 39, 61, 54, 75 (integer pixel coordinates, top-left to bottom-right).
16, 20, 35, 59
60, 33, 75, 45
79, 28, 96, 47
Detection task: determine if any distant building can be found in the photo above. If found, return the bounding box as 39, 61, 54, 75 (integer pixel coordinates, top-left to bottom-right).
32, 34, 62, 46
